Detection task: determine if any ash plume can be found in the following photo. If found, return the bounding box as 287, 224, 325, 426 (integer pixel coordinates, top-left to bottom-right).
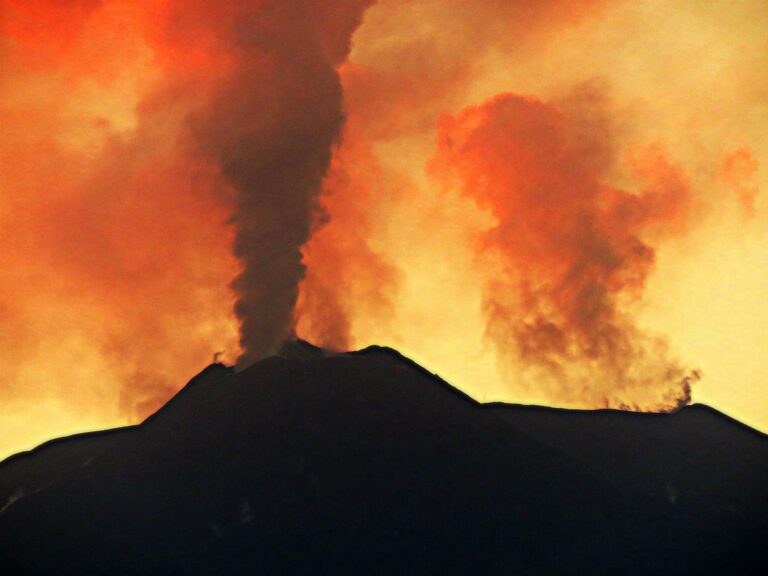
175, 0, 374, 366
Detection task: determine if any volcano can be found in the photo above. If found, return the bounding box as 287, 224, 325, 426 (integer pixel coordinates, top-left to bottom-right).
1, 342, 766, 574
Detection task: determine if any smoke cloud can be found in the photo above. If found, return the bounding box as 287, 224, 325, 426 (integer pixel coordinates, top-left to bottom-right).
431, 93, 696, 410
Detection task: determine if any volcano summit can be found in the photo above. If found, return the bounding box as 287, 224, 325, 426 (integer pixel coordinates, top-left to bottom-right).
1, 343, 766, 574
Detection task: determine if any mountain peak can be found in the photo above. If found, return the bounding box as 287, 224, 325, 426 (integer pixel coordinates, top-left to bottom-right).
1, 347, 765, 574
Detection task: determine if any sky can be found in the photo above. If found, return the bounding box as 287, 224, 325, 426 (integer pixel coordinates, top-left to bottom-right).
1, 0, 766, 459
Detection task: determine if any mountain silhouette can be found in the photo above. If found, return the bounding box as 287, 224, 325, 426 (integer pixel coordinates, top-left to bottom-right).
1, 343, 766, 574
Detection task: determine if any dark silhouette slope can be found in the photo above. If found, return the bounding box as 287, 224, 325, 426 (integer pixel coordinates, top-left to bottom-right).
1, 344, 766, 575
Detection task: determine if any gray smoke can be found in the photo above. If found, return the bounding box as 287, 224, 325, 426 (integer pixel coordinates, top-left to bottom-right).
182, 0, 374, 366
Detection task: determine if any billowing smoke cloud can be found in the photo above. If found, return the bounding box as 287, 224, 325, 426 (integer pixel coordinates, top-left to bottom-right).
432, 93, 696, 411
0, 0, 240, 453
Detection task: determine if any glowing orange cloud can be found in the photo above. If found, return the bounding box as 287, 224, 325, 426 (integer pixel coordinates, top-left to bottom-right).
297, 122, 401, 351
431, 93, 695, 411
0, 0, 239, 446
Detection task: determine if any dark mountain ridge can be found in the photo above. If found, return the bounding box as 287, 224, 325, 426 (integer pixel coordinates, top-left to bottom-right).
1, 344, 766, 574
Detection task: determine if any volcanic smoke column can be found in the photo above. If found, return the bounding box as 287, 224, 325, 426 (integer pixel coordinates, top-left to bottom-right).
177, 0, 374, 366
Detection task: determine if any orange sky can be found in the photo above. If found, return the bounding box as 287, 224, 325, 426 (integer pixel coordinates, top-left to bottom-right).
1, 0, 766, 459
